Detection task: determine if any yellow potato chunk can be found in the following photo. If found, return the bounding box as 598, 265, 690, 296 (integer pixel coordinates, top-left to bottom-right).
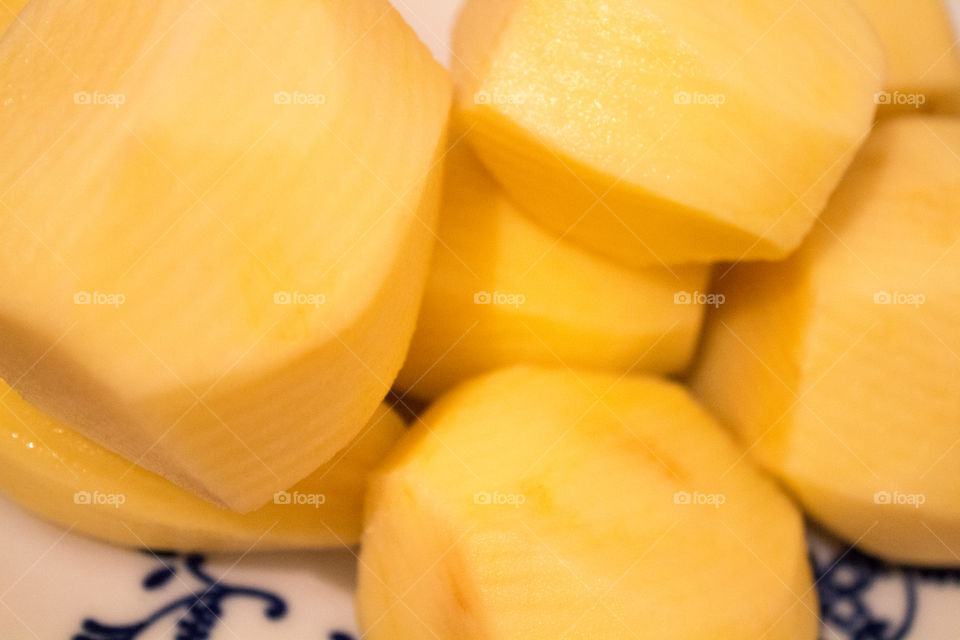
853, 0, 960, 113
396, 140, 709, 400
452, 0, 885, 266
0, 379, 406, 551
0, 0, 28, 33
358, 367, 816, 639
691, 117, 960, 566
0, 0, 449, 511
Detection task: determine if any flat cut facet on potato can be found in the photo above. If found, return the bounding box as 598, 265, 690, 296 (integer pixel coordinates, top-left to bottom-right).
0, 0, 450, 512
691, 117, 960, 566
397, 141, 709, 400
452, 0, 885, 266
359, 367, 816, 639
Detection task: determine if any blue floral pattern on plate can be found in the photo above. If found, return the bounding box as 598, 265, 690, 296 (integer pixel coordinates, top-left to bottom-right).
72, 552, 292, 640
70, 533, 960, 640
811, 532, 960, 640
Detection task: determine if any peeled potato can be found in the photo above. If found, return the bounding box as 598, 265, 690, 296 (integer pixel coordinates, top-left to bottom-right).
0, 0, 449, 512
853, 0, 960, 113
0, 0, 28, 33
0, 379, 406, 551
359, 367, 816, 639
691, 117, 960, 566
451, 0, 884, 267
396, 140, 709, 400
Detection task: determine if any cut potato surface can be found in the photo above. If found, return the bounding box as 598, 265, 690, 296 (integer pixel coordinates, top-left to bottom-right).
691, 117, 960, 566
452, 0, 885, 266
0, 0, 28, 33
396, 140, 709, 400
0, 0, 449, 511
853, 0, 960, 114
358, 367, 816, 639
0, 380, 406, 551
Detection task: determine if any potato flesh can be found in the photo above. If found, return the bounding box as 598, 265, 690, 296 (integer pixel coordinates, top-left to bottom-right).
0, 0, 27, 33
396, 142, 709, 399
358, 367, 816, 639
853, 0, 960, 113
0, 381, 406, 551
453, 0, 885, 266
691, 118, 960, 565
0, 0, 450, 511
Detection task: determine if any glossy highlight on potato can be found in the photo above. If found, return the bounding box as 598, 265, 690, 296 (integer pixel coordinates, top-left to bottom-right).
0, 380, 406, 551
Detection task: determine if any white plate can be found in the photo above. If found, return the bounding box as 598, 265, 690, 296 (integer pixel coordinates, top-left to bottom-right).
2, 1, 959, 638
3, 490, 960, 639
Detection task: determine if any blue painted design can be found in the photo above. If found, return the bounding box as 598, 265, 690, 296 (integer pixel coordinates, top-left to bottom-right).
812, 542, 960, 640
73, 552, 286, 640
329, 633, 356, 640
